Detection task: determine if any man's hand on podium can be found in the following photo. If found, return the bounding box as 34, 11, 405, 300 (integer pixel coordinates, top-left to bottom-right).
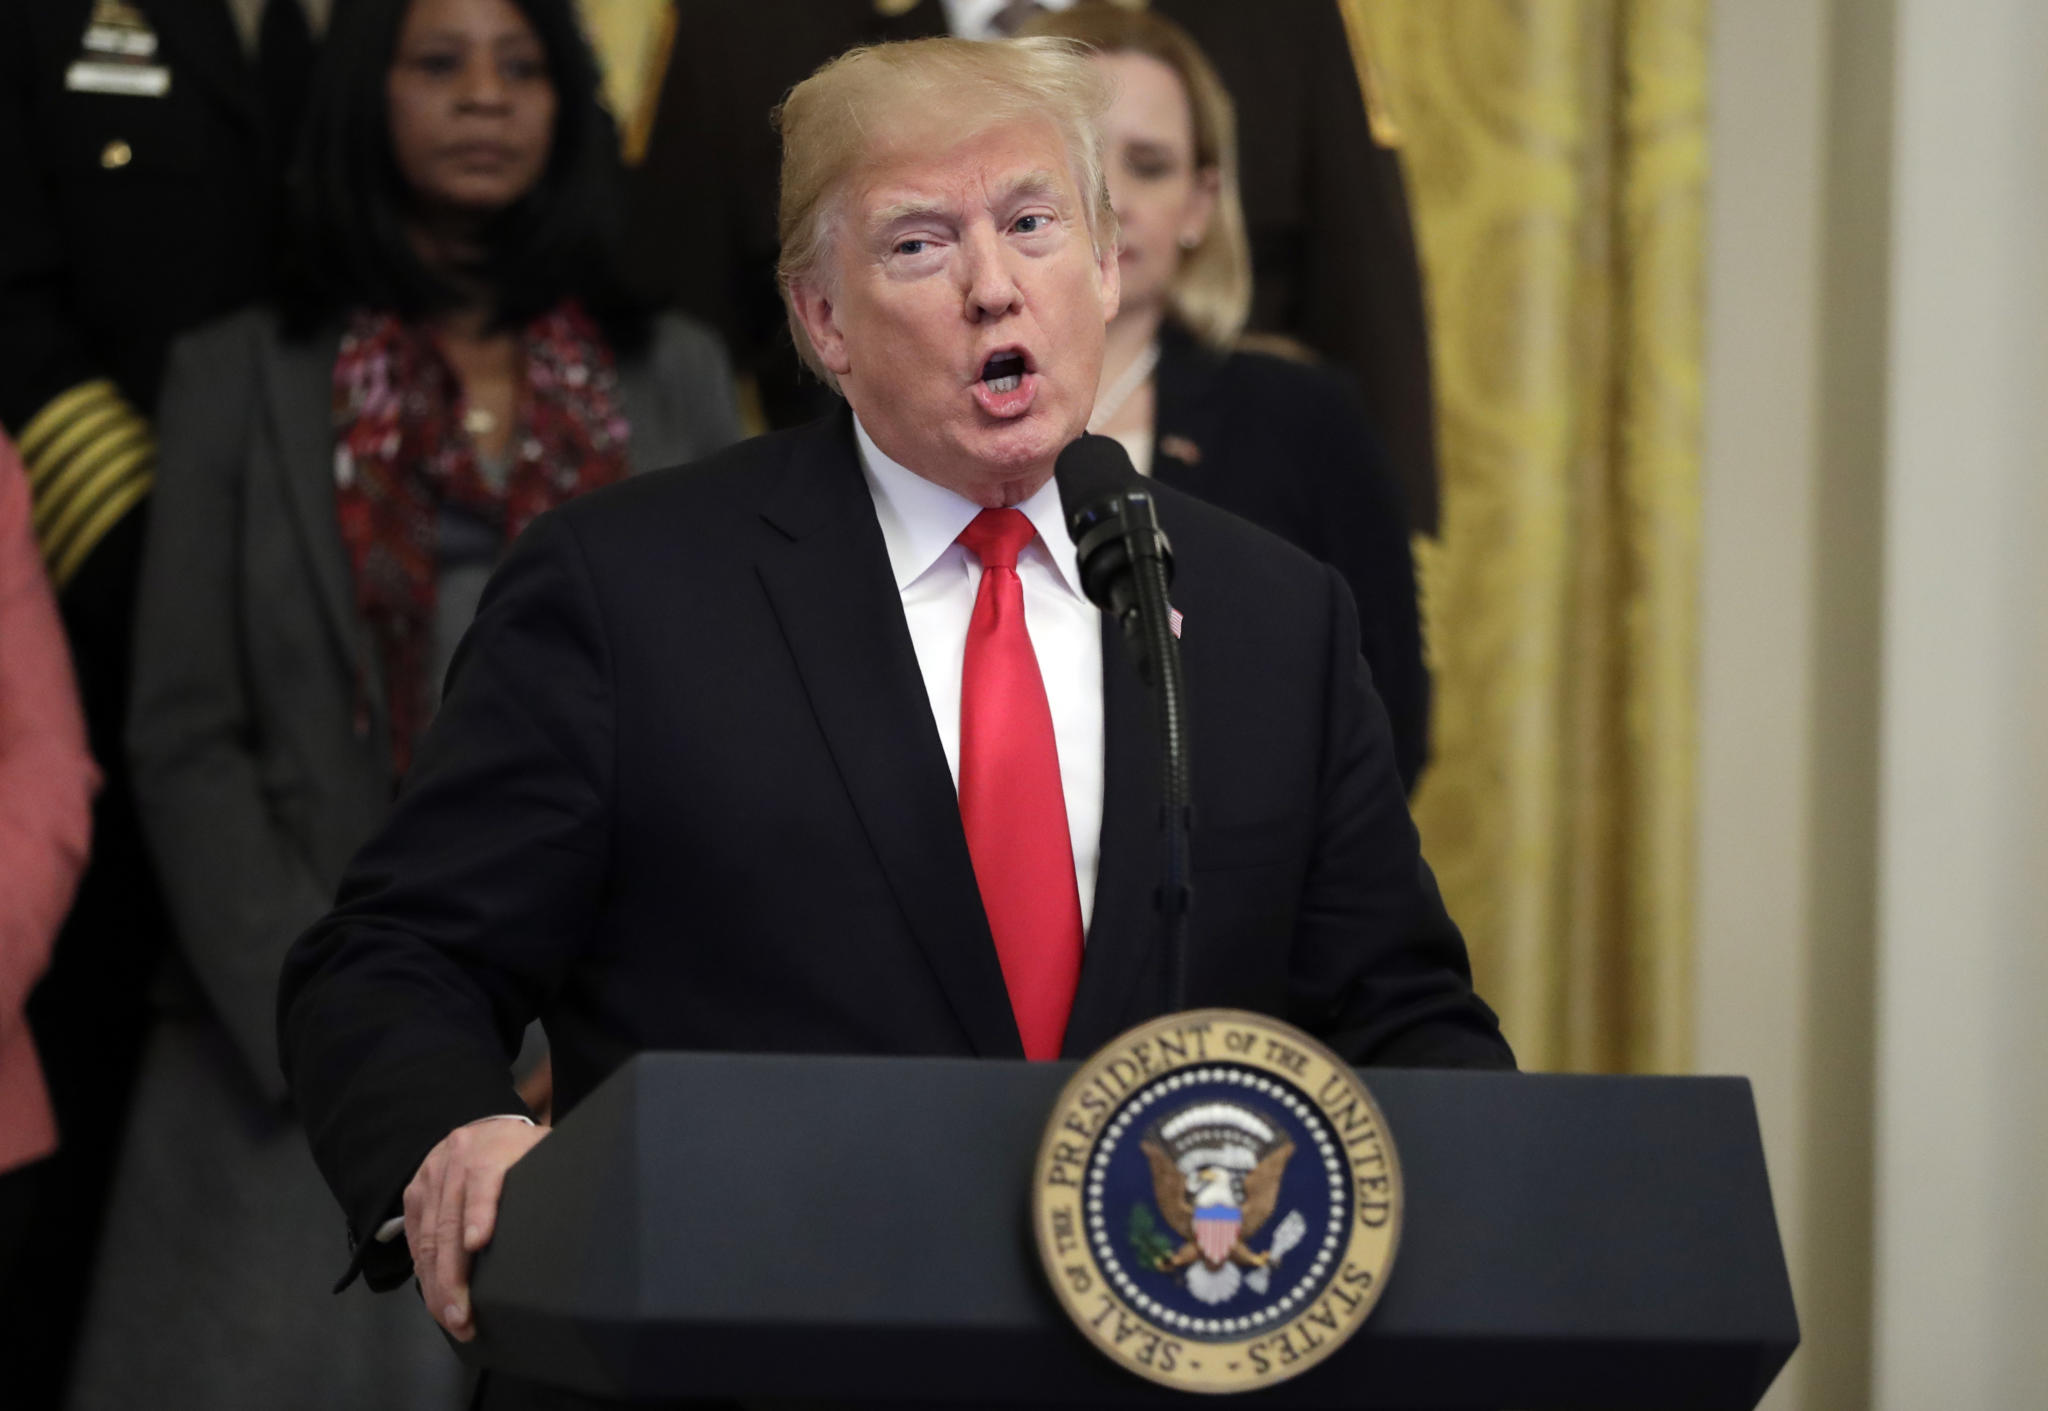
405, 1117, 551, 1341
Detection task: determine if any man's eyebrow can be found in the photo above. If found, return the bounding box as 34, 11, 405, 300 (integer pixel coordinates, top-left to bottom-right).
865, 169, 1070, 236
1000, 169, 1068, 206
868, 198, 953, 233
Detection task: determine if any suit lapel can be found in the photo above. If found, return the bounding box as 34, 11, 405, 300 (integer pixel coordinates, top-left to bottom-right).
1064, 617, 1164, 1054
260, 326, 373, 700
754, 414, 1025, 1058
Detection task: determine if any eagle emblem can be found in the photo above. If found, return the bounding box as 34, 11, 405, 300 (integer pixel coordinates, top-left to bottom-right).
1138, 1101, 1307, 1306
1035, 1012, 1403, 1391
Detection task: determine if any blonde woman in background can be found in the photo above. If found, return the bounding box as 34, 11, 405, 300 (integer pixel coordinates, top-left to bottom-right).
1024, 2, 1432, 791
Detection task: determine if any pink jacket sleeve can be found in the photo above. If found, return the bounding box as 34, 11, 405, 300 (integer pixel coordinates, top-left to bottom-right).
0, 430, 98, 1172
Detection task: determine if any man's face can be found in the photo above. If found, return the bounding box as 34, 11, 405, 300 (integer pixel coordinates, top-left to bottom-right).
791, 119, 1120, 507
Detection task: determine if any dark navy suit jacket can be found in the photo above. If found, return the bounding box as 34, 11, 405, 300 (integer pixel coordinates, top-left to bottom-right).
1151, 324, 1431, 791
278, 412, 1509, 1297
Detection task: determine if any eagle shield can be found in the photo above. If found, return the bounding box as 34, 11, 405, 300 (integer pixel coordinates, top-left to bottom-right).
1139, 1101, 1298, 1304
1194, 1206, 1241, 1266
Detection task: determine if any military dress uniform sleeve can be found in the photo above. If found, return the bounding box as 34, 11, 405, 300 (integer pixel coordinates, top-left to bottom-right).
0, 4, 156, 594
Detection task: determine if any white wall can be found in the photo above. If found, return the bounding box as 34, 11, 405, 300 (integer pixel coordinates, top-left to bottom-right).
1871, 0, 2048, 1404
1697, 1, 1886, 1406
1696, 3, 1827, 1399
1703, 0, 2048, 1406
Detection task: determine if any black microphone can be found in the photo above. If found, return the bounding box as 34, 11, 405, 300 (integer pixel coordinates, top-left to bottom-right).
1055, 434, 1174, 664
1055, 434, 1192, 1012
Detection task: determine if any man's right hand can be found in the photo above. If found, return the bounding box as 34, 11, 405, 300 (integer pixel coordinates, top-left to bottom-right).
405, 1118, 550, 1341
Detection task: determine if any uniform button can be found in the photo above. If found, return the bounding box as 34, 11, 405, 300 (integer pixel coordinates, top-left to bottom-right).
100, 139, 133, 169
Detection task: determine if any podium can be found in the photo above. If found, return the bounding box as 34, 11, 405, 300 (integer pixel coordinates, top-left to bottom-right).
463, 1054, 1797, 1408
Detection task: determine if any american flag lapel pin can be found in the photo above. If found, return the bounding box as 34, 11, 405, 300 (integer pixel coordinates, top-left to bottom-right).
1169, 606, 1183, 639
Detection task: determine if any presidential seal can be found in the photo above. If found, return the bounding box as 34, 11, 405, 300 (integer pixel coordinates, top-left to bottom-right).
1032, 1010, 1401, 1393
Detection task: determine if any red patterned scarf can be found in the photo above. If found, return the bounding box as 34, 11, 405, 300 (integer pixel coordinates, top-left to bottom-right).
332, 300, 629, 776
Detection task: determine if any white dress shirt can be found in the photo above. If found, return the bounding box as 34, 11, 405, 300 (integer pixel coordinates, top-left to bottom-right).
854, 416, 1105, 934
941, 0, 1082, 41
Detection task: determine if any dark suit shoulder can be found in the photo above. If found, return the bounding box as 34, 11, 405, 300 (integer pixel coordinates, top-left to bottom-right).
1157, 333, 1387, 510
542, 416, 834, 587
1217, 345, 1367, 427
163, 305, 283, 365
558, 417, 803, 513
156, 306, 336, 432
1160, 323, 1369, 433
641, 310, 732, 380
1144, 473, 1338, 606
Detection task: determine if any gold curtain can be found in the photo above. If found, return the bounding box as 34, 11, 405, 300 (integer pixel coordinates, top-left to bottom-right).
575, 0, 675, 163
1343, 1, 1707, 1073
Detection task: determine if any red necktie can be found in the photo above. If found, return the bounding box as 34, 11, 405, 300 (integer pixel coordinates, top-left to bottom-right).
956, 509, 1083, 1060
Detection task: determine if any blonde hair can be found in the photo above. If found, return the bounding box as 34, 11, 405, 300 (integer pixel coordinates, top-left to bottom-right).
1018, 1, 1252, 349
773, 37, 1118, 390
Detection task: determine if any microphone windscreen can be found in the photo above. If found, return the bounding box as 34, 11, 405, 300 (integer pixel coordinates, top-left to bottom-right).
1055, 433, 1140, 543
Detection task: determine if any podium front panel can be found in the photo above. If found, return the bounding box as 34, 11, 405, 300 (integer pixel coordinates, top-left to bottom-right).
467, 1056, 1797, 1407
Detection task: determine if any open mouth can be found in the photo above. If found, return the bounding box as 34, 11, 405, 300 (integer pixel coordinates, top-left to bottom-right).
980, 351, 1028, 393
971, 347, 1038, 419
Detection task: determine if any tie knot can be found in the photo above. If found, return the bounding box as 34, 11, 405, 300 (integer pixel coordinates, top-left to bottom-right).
958, 508, 1037, 572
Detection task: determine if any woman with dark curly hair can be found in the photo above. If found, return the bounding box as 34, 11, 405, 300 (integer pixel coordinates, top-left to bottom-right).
67, 1, 739, 1404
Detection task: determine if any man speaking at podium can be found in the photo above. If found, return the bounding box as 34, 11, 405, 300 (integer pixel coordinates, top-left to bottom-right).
278, 34, 1512, 1386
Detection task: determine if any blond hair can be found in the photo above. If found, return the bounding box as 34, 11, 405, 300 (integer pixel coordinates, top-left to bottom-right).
773, 37, 1118, 390
1018, 1, 1252, 349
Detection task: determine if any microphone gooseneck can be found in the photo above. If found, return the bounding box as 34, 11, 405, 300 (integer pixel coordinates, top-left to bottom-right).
1055, 435, 1192, 1014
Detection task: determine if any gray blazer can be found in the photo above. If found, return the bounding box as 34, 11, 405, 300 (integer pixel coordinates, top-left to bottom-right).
64, 310, 739, 1411
127, 308, 740, 1100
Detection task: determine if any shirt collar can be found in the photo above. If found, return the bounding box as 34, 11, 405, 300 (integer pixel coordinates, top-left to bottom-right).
853, 413, 1088, 601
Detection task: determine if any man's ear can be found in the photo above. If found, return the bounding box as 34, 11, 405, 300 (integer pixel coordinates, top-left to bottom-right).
788, 278, 853, 377
1097, 233, 1122, 324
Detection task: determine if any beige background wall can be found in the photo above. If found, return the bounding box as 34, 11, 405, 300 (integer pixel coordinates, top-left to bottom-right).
1699, 1, 2045, 1407
1871, 0, 2048, 1404
1697, 0, 1884, 1402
